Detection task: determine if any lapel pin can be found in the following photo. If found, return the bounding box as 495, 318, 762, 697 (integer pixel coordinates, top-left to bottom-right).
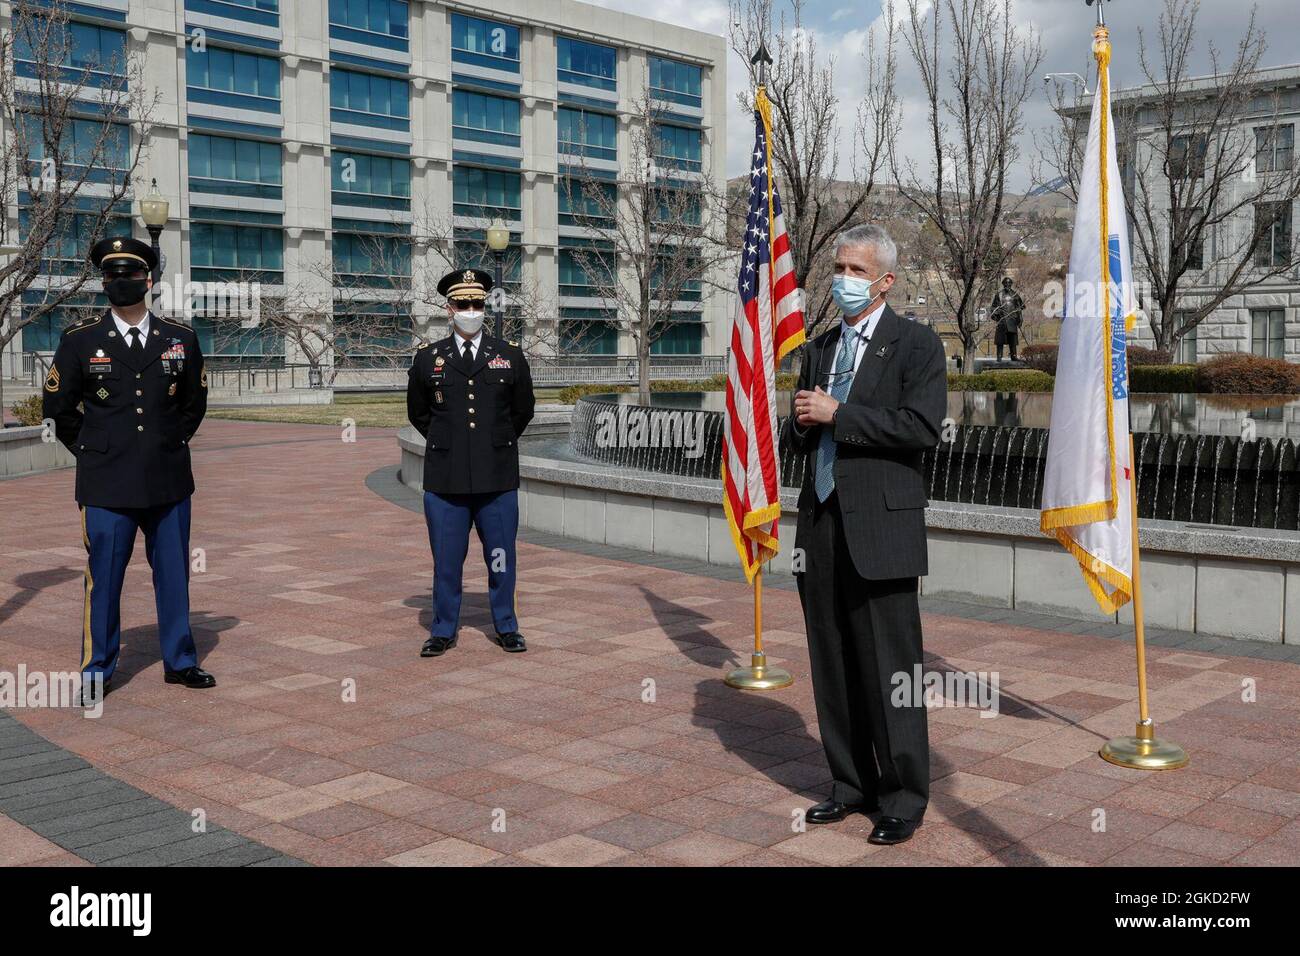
877, 345, 888, 357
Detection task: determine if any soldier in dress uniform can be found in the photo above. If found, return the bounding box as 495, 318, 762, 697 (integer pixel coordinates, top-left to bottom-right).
407, 268, 535, 657
43, 236, 216, 699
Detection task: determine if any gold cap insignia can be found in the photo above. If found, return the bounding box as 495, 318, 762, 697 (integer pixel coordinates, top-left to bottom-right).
463, 270, 476, 284
112, 240, 122, 250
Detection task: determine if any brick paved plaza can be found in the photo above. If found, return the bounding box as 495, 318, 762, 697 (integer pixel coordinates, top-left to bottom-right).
2, 420, 1300, 866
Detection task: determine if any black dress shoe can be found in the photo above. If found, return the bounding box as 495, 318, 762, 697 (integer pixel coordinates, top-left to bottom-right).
868, 816, 921, 845
164, 666, 216, 689
494, 632, 526, 653
421, 634, 457, 657
806, 798, 878, 824
76, 679, 110, 707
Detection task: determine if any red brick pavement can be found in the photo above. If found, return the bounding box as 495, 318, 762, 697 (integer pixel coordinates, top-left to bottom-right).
2, 419, 1300, 866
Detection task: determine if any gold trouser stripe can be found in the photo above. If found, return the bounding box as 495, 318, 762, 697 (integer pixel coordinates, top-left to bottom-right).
80, 507, 93, 671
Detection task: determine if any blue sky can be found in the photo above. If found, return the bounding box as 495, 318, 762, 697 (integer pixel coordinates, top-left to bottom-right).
583, 0, 1300, 189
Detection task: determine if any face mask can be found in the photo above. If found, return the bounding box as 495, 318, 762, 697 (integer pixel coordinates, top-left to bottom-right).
831, 273, 884, 316
105, 277, 148, 307
452, 310, 485, 336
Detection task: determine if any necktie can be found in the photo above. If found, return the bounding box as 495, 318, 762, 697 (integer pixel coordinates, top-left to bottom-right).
813, 326, 861, 503
128, 327, 142, 351
462, 340, 474, 365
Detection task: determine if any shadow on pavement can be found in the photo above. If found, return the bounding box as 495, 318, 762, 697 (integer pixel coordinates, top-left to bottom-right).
639, 584, 1046, 864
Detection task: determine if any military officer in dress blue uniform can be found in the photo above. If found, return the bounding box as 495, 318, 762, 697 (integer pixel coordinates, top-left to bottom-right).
43, 236, 216, 698
407, 268, 535, 656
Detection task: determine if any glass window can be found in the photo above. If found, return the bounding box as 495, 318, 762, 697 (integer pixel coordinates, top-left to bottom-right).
1251, 308, 1285, 359
1256, 124, 1295, 173
453, 167, 521, 220
559, 248, 613, 296
333, 233, 411, 286
332, 151, 411, 208
559, 179, 616, 226
191, 222, 284, 278
654, 124, 702, 172
557, 107, 617, 161
1254, 201, 1292, 268
560, 317, 618, 355
187, 46, 280, 99
557, 37, 616, 91
331, 69, 409, 122
452, 90, 521, 146
651, 321, 703, 355
24, 117, 128, 171
648, 56, 702, 108
1168, 133, 1207, 180
1174, 312, 1197, 364
451, 13, 519, 66
330, 0, 408, 37
189, 134, 281, 188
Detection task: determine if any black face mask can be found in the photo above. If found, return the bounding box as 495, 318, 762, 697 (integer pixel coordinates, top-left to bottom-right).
104, 277, 148, 307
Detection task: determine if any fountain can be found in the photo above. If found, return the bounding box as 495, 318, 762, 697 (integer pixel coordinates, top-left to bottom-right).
569, 391, 1300, 531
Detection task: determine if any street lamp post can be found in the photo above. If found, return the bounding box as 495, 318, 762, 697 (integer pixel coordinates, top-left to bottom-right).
139, 179, 169, 307
485, 217, 509, 339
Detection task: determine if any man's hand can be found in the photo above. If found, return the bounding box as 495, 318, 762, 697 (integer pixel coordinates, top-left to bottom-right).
795, 386, 839, 426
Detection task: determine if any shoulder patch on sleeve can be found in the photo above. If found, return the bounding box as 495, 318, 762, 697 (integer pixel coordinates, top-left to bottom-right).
44, 365, 60, 393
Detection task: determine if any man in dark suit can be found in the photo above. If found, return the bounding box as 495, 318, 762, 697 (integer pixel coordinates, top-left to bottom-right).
407, 268, 535, 657
43, 236, 215, 699
789, 224, 947, 845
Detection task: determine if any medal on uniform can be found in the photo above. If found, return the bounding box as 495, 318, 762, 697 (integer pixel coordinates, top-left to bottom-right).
168, 382, 177, 396
434, 390, 444, 404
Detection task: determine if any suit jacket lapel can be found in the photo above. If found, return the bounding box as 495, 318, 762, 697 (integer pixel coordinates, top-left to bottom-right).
847, 305, 902, 404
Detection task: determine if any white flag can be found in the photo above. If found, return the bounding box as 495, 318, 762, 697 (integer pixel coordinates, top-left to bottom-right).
1039, 31, 1138, 614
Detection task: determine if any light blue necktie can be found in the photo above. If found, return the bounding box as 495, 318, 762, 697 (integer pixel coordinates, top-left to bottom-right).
813, 326, 860, 502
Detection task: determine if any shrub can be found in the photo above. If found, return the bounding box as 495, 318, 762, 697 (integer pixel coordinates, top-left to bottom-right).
1194, 353, 1300, 394
947, 370, 1055, 392
10, 394, 43, 426
1127, 345, 1172, 366
1130, 364, 1195, 393
1021, 344, 1058, 375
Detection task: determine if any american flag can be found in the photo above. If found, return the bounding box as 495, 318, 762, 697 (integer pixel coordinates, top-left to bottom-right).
723, 89, 805, 582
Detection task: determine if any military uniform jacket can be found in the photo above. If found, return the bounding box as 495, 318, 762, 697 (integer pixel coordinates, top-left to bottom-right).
407, 334, 535, 495
43, 311, 208, 509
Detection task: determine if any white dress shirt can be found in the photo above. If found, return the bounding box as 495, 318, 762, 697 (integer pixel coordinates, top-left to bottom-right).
453, 329, 483, 361
112, 310, 151, 346
824, 298, 886, 389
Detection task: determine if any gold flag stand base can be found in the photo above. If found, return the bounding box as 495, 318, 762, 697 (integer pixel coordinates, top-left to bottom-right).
1100, 719, 1189, 771
725, 569, 794, 691
725, 652, 793, 691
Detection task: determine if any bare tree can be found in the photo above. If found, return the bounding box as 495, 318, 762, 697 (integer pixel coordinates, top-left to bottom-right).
0, 0, 159, 414
560, 94, 730, 403
893, 0, 1044, 369
730, 0, 899, 337
1045, 0, 1300, 353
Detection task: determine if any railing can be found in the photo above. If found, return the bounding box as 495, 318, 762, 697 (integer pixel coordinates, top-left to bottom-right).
529, 355, 725, 386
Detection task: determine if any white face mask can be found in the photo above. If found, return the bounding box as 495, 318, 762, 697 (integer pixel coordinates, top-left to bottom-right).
452, 310, 485, 336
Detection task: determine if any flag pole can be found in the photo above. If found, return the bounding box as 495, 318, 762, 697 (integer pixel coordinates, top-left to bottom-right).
1087, 0, 1186, 768
1098, 435, 1188, 770
725, 38, 792, 692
